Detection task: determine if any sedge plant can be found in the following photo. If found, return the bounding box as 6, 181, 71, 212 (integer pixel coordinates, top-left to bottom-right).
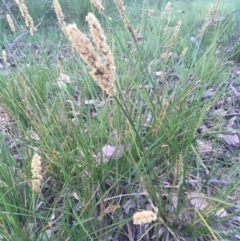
0, 0, 239, 240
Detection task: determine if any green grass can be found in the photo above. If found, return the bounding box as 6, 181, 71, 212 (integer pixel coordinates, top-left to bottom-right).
0, 0, 240, 240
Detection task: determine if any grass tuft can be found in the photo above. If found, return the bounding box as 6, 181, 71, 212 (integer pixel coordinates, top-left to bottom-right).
0, 0, 239, 240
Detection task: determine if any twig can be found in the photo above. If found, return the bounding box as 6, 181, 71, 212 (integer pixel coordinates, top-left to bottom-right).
103, 193, 148, 202
186, 178, 230, 185
224, 113, 240, 116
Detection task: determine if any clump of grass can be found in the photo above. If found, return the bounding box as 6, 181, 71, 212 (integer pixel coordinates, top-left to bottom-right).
0, 0, 239, 240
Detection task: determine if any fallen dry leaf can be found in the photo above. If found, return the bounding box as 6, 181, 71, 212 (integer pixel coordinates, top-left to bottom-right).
95, 144, 125, 164
156, 71, 163, 77
225, 116, 237, 132
196, 140, 213, 153
218, 134, 240, 147
58, 73, 72, 83
103, 145, 125, 159
202, 88, 215, 98
215, 208, 228, 218
187, 191, 209, 210
142, 111, 153, 127
230, 85, 240, 97
198, 125, 209, 133
210, 109, 227, 117
72, 190, 80, 201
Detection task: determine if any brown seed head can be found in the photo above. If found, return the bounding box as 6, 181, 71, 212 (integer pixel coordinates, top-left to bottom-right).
31, 153, 43, 193
90, 0, 104, 11
162, 21, 182, 59
133, 210, 157, 225
161, 2, 171, 19
180, 47, 188, 57
53, 0, 67, 35
6, 14, 15, 32
15, 0, 36, 35
211, 0, 221, 21
66, 17, 116, 96
114, 0, 137, 42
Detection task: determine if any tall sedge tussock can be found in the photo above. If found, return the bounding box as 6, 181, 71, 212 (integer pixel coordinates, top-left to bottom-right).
53, 0, 67, 35
31, 154, 43, 194
6, 14, 15, 32
90, 0, 104, 11
66, 13, 116, 96
114, 0, 137, 42
15, 0, 36, 36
